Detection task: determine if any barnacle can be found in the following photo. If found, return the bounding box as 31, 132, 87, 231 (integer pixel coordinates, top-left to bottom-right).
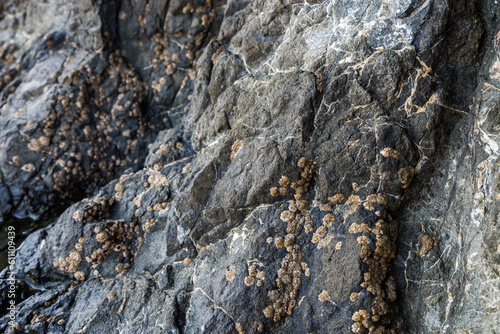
244, 276, 255, 286
230, 140, 243, 160
380, 147, 401, 159
96, 231, 108, 243
296, 200, 309, 212
322, 213, 335, 227
74, 271, 85, 281
235, 322, 245, 334
263, 306, 274, 318
419, 235, 438, 257
275, 237, 285, 248
328, 193, 345, 204
400, 166, 416, 189
318, 290, 330, 302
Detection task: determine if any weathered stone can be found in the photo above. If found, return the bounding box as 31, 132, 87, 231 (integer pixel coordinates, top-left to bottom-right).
0, 0, 499, 333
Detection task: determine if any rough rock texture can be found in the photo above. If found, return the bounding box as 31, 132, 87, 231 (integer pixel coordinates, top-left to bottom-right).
0, 0, 499, 333
0, 0, 224, 220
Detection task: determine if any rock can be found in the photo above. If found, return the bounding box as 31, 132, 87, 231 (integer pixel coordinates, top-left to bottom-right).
0, 0, 223, 221
0, 0, 499, 333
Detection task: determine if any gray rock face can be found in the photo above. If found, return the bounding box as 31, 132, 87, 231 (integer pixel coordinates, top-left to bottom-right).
0, 0, 224, 220
0, 0, 499, 333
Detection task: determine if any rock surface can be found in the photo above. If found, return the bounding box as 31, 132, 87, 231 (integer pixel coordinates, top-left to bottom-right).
0, 0, 499, 333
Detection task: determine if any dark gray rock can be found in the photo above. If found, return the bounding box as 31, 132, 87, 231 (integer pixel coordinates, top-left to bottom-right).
0, 0, 224, 221
0, 0, 499, 333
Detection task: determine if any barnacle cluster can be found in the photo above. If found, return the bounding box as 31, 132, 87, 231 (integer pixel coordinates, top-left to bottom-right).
262, 158, 316, 322
27, 312, 49, 329
52, 238, 85, 274
148, 0, 216, 101
270, 176, 291, 197
348, 195, 398, 334
211, 45, 226, 63
54, 181, 169, 281
265, 244, 303, 322
0, 42, 19, 95
77, 197, 114, 224
154, 141, 184, 156
363, 194, 388, 211
292, 157, 315, 199
244, 264, 266, 287
22, 49, 148, 212
53, 211, 142, 281
86, 220, 139, 278
20, 286, 72, 333
308, 201, 338, 249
